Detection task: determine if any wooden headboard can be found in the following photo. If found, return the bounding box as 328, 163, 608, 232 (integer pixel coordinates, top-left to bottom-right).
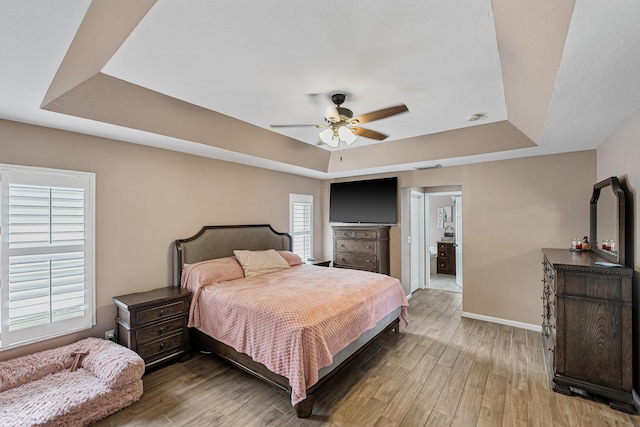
173, 224, 292, 286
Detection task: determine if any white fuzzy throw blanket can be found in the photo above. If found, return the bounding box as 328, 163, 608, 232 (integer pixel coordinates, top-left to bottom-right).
0, 337, 144, 427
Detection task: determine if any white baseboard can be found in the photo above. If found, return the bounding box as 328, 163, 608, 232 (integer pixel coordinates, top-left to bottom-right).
462, 311, 541, 332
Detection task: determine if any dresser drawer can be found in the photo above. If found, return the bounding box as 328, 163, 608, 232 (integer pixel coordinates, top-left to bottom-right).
333, 230, 378, 239
136, 316, 185, 345
437, 259, 450, 273
334, 230, 354, 238
335, 252, 377, 270
137, 333, 184, 360
353, 230, 377, 239
335, 239, 377, 254
137, 301, 185, 326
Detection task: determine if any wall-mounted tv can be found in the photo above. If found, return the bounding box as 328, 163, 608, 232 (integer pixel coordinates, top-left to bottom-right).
329, 177, 398, 224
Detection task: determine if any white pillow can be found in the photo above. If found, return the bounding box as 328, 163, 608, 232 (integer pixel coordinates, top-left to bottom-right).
233, 249, 290, 277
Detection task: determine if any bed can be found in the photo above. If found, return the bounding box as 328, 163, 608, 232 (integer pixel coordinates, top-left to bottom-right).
173, 224, 408, 417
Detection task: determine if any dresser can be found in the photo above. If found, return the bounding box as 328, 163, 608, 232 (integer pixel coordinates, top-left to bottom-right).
541, 248, 635, 413
332, 225, 390, 275
113, 287, 192, 369
436, 241, 456, 275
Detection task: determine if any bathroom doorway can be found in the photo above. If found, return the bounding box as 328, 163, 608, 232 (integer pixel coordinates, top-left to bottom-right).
407, 188, 462, 294
426, 193, 462, 292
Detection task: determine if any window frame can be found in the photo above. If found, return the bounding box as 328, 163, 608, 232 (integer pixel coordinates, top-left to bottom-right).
0, 164, 96, 350
289, 193, 313, 261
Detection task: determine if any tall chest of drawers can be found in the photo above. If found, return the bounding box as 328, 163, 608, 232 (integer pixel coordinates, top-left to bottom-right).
113, 287, 192, 369
332, 225, 390, 275
541, 248, 636, 413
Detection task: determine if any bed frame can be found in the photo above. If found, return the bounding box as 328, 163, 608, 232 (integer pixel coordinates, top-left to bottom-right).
173, 224, 399, 418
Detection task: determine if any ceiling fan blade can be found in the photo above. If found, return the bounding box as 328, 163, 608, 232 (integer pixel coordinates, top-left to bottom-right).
351, 127, 388, 141
353, 104, 409, 124
269, 124, 324, 128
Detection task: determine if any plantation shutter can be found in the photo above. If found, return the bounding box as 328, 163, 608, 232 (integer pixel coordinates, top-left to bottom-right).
1, 167, 95, 348
289, 194, 312, 261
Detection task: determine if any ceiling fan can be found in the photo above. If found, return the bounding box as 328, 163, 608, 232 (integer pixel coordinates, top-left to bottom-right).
270, 93, 409, 148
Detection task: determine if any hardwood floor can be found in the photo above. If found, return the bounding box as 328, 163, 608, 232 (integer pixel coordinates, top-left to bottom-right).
96, 289, 640, 426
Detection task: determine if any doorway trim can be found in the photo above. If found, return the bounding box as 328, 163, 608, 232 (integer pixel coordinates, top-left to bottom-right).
401, 186, 462, 297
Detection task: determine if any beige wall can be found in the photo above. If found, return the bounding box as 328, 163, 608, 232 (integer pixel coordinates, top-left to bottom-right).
456, 151, 594, 324
597, 110, 640, 269
326, 151, 596, 327
0, 119, 323, 360
1, 117, 598, 360
596, 109, 640, 389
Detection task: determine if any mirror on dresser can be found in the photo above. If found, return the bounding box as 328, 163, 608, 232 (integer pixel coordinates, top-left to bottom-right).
590, 176, 626, 265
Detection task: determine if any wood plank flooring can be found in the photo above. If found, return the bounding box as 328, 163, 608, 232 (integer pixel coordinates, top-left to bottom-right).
96, 289, 640, 426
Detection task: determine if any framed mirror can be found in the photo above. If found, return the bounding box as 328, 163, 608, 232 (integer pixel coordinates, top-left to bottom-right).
590, 176, 625, 265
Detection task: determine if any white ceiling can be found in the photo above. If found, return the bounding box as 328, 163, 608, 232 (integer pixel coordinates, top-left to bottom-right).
103, 0, 507, 148
1, 0, 639, 178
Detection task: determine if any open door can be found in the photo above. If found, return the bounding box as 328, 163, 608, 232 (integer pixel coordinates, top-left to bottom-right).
410, 191, 425, 293
455, 196, 463, 287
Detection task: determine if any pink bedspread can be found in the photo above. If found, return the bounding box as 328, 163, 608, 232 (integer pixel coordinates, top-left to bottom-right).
182, 261, 408, 405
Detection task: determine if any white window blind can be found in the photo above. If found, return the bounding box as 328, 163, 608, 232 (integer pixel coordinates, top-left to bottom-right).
1, 166, 95, 349
289, 194, 312, 261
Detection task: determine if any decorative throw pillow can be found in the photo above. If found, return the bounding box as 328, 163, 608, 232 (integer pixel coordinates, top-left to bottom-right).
233, 249, 290, 277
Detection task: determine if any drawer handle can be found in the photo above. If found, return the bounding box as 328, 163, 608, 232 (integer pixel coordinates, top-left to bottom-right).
159, 309, 165, 316
159, 327, 165, 333
159, 343, 166, 350
366, 259, 372, 264
366, 245, 372, 249
340, 244, 345, 248
339, 257, 345, 261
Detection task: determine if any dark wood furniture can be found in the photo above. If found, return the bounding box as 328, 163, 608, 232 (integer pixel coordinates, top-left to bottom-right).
306, 259, 331, 267
113, 287, 192, 369
541, 248, 636, 413
436, 241, 456, 275
173, 224, 401, 418
332, 225, 390, 275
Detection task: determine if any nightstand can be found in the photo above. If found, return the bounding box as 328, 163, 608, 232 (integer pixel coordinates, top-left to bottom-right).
306, 259, 331, 267
113, 287, 192, 369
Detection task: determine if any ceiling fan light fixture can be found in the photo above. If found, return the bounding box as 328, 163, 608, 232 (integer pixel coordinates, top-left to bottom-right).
319, 128, 339, 147
338, 125, 358, 145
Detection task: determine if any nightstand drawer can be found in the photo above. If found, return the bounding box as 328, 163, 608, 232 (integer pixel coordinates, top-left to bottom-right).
137, 317, 184, 345
137, 301, 185, 325
137, 333, 184, 360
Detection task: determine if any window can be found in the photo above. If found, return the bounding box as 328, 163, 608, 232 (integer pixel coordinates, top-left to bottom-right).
289, 194, 312, 261
0, 165, 95, 350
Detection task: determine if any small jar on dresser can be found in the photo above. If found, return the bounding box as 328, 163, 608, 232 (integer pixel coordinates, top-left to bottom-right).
113, 287, 192, 369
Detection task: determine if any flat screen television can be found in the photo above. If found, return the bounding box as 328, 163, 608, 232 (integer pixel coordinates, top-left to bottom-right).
329, 177, 398, 224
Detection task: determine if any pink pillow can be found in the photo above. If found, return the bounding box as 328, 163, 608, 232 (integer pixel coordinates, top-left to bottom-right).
181, 257, 245, 291
278, 250, 304, 266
